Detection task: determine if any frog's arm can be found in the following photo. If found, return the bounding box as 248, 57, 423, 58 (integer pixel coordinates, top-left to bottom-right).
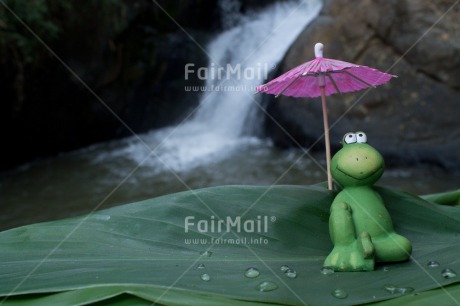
329, 200, 356, 245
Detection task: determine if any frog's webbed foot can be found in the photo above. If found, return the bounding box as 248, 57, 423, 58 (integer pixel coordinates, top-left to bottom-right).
324, 232, 375, 271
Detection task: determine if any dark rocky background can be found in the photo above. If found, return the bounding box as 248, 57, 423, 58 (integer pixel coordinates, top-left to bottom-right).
0, 0, 219, 170
1, 0, 459, 171
265, 0, 460, 170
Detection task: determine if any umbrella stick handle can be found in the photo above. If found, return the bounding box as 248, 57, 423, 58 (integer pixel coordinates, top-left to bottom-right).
320, 87, 333, 191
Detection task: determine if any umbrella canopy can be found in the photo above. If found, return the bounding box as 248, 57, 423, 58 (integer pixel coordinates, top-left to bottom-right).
257, 43, 395, 190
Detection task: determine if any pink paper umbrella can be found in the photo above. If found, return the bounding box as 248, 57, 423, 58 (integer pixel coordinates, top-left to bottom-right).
257, 43, 395, 190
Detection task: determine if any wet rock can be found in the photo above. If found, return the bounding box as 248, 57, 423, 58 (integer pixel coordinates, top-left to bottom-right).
264, 0, 460, 170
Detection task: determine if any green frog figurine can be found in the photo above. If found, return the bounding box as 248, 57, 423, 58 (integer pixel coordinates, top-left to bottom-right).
324, 131, 412, 271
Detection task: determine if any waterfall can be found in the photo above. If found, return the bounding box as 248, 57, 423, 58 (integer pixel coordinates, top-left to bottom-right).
106, 0, 322, 172
191, 0, 322, 137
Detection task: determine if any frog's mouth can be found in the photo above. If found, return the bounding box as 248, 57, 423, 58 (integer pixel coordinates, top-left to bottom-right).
336, 165, 384, 181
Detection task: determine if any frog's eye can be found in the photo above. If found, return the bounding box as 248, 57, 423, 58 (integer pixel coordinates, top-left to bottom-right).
356, 131, 367, 143
344, 132, 357, 144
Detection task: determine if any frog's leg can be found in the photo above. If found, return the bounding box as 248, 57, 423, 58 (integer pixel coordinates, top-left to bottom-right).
373, 233, 412, 262
358, 231, 375, 259
323, 201, 375, 271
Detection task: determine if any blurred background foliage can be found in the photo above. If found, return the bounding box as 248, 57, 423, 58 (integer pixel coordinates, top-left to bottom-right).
0, 0, 218, 170
0, 0, 126, 114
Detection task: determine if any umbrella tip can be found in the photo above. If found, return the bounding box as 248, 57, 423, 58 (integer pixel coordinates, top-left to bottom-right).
315, 42, 324, 58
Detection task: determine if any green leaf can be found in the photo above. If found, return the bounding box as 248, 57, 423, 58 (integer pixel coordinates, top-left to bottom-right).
421, 189, 460, 206
0, 185, 459, 305
370, 282, 460, 306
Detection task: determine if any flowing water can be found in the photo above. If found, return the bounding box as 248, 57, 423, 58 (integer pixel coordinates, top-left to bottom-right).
0, 0, 458, 231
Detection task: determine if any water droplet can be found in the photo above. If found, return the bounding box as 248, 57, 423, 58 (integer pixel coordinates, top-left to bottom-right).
244, 267, 260, 278
383, 266, 390, 272
331, 289, 348, 299
384, 284, 397, 294
200, 273, 211, 281
285, 269, 297, 278
383, 284, 414, 294
197, 263, 205, 269
256, 281, 278, 292
399, 287, 414, 294
320, 267, 335, 275
442, 268, 457, 279
280, 265, 290, 272
200, 250, 212, 257
427, 261, 440, 268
